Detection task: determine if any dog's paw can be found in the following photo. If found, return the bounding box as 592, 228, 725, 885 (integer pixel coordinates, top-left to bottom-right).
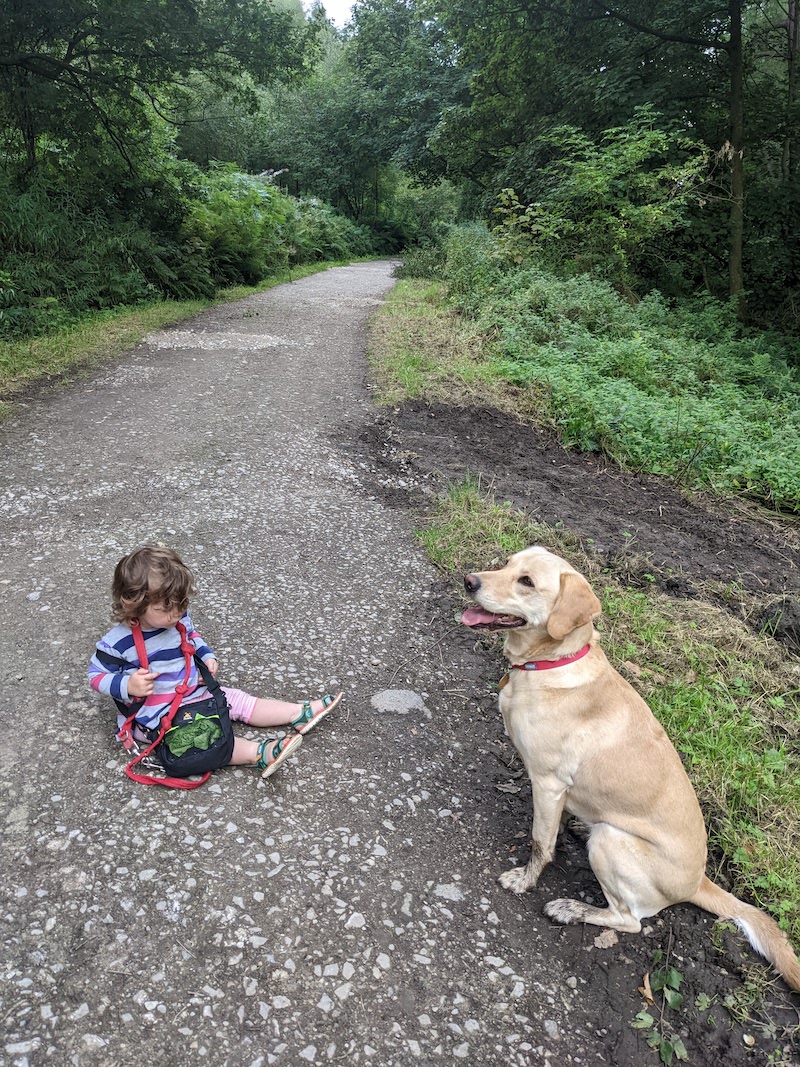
544, 898, 587, 925
566, 817, 590, 842
499, 867, 535, 894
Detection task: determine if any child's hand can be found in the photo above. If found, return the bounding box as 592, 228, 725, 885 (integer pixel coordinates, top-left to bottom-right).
205, 658, 219, 675
128, 668, 158, 698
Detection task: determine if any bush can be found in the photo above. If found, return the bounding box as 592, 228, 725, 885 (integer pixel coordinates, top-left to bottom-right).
394, 243, 446, 279
0, 161, 370, 340
290, 199, 373, 263
441, 224, 800, 511
489, 108, 707, 293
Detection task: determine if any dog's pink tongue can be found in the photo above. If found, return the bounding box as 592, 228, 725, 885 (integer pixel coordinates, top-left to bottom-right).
461, 607, 502, 627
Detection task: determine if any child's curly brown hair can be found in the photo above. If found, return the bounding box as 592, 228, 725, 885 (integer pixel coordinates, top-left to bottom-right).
112, 545, 196, 623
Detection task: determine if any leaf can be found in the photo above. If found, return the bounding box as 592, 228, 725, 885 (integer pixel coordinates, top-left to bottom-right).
666, 968, 683, 990
672, 1037, 689, 1061
694, 992, 711, 1011
663, 988, 684, 1010
631, 1011, 655, 1030
496, 782, 521, 793
659, 1037, 675, 1066
638, 972, 654, 1005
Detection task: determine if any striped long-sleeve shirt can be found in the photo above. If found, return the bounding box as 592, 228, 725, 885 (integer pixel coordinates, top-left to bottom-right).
88, 613, 215, 730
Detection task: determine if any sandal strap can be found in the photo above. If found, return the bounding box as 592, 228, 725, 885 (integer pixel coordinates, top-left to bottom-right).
289, 696, 333, 731
256, 737, 281, 770
297, 701, 314, 723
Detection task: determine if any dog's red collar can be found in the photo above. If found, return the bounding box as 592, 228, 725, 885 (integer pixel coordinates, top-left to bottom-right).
511, 644, 591, 672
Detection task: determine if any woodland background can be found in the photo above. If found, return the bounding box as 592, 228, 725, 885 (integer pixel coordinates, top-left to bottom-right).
2, 0, 800, 509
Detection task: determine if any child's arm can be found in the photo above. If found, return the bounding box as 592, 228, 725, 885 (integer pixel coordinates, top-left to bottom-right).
88, 641, 156, 702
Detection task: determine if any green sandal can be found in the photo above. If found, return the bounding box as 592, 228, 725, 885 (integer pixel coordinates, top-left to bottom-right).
289, 691, 343, 736
256, 733, 303, 779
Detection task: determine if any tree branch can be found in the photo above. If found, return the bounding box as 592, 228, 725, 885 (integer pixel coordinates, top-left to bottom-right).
586, 0, 728, 52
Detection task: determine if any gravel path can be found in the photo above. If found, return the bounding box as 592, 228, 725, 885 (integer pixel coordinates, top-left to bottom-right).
0, 264, 588, 1067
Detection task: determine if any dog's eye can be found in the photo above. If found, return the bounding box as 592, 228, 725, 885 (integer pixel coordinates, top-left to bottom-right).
518, 576, 535, 588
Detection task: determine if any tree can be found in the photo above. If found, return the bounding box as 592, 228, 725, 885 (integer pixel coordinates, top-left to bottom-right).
346, 0, 467, 183
429, 0, 800, 321
0, 0, 312, 169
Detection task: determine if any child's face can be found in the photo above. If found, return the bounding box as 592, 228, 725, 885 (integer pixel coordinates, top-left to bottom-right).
138, 601, 185, 629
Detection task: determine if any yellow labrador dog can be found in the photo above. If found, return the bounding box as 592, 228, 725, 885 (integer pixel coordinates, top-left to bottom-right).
462, 546, 800, 992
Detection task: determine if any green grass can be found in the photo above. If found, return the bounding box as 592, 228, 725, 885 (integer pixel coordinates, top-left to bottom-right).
420, 480, 800, 945
368, 280, 505, 408
0, 260, 349, 410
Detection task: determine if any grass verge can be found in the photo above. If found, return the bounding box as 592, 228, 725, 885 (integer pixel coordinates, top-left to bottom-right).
420, 478, 800, 945
368, 279, 519, 411
0, 261, 348, 414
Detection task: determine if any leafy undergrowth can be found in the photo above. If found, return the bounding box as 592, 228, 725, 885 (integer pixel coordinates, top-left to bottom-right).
388, 234, 800, 512
419, 479, 800, 946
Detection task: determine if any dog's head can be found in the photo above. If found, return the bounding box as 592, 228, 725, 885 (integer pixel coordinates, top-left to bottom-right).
461, 546, 601, 652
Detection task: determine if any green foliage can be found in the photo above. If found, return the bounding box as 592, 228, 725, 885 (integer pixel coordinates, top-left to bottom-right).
0, 0, 365, 339
442, 225, 800, 512
632, 972, 690, 1067
0, 162, 372, 340
417, 0, 800, 328
395, 245, 446, 279
0, 167, 212, 338
185, 167, 296, 285
290, 199, 374, 262
0, 0, 311, 170
490, 108, 708, 289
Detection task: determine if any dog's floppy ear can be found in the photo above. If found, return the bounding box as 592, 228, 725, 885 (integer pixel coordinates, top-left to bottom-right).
547, 571, 601, 641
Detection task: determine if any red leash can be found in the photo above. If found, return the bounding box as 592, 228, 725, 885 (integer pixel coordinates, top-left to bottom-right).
117, 621, 211, 790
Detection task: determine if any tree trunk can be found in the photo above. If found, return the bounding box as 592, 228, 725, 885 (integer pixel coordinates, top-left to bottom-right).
728, 0, 745, 318
783, 0, 799, 181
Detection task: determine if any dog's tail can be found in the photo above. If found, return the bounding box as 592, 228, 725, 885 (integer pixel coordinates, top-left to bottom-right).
691, 876, 800, 992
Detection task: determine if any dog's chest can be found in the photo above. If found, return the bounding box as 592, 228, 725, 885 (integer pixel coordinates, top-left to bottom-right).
498, 674, 578, 767
498, 675, 549, 732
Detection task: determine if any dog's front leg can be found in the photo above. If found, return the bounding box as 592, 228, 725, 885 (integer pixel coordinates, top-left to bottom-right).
499, 778, 566, 894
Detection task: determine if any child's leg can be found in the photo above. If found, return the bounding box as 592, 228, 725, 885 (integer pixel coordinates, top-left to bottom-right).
247, 697, 331, 728
223, 687, 343, 734
230, 737, 263, 765
230, 733, 304, 777
220, 688, 342, 777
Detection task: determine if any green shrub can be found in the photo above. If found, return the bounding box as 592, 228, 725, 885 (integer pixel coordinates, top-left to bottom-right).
490, 107, 707, 291
394, 243, 446, 279
0, 161, 369, 340
442, 224, 800, 511
290, 198, 373, 263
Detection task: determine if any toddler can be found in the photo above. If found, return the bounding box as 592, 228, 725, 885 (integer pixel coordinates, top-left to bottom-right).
88, 545, 342, 778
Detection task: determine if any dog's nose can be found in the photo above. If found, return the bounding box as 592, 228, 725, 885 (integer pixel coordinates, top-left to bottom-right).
464, 573, 482, 593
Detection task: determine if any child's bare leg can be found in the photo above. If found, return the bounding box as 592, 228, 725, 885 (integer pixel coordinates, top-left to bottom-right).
226, 693, 342, 774
230, 693, 343, 772
248, 695, 339, 728
248, 698, 308, 727
230, 737, 262, 765
229, 734, 303, 774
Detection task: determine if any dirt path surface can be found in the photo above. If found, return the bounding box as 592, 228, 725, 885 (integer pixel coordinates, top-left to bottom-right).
1, 263, 798, 1067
